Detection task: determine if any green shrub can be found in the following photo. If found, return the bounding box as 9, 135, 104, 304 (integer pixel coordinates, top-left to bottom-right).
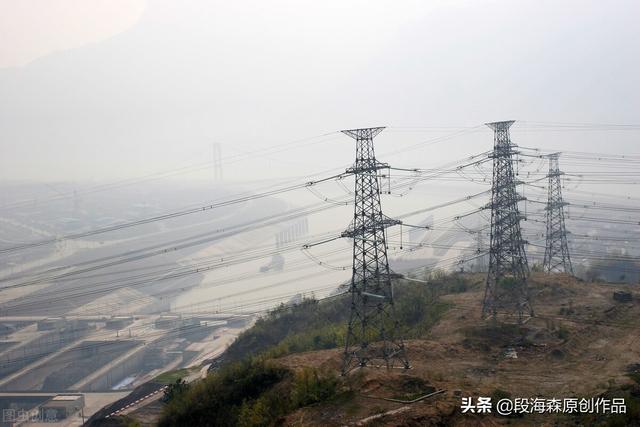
159, 359, 288, 427
158, 273, 481, 426
290, 367, 338, 407
556, 325, 570, 340
223, 275, 460, 365
627, 372, 640, 385
162, 378, 190, 403
159, 362, 341, 427
490, 388, 511, 402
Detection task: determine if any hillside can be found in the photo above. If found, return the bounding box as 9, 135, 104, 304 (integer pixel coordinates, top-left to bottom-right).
273, 273, 640, 426
136, 273, 640, 426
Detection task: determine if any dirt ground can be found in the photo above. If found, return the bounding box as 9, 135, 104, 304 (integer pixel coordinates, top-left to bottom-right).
277, 273, 640, 426
113, 273, 639, 426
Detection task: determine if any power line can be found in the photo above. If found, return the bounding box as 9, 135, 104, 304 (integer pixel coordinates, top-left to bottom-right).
0, 173, 348, 255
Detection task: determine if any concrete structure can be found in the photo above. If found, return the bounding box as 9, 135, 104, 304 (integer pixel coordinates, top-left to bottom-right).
105, 316, 134, 330
36, 317, 95, 332
154, 315, 181, 329
40, 394, 84, 420
37, 318, 66, 331
0, 327, 90, 380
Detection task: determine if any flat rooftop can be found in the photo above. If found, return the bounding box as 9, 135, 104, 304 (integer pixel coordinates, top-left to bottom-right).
51, 395, 83, 401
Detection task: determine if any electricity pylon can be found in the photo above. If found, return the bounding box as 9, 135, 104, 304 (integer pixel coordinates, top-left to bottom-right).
543, 153, 574, 275
481, 120, 533, 323
341, 127, 409, 375
475, 231, 488, 272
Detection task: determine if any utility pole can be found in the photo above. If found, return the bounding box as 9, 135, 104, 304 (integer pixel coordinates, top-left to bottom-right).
341, 127, 409, 375
543, 153, 574, 275
482, 121, 533, 323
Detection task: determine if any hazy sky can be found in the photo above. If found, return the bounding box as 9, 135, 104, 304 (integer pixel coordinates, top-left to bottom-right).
0, 0, 638, 183
0, 0, 147, 68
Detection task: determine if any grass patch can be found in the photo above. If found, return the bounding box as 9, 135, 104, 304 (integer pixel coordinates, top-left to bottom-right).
154, 368, 191, 384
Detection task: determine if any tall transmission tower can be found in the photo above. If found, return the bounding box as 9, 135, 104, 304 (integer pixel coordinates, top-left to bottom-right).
475, 231, 488, 272
341, 127, 410, 375
482, 120, 533, 323
543, 153, 574, 275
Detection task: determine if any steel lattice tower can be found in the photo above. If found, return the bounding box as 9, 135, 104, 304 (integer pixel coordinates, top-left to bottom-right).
482, 121, 533, 323
543, 153, 573, 275
341, 127, 409, 375
475, 231, 488, 273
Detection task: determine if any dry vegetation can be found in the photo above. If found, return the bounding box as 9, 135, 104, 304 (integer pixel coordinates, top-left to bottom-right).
125, 273, 640, 426
275, 273, 640, 425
